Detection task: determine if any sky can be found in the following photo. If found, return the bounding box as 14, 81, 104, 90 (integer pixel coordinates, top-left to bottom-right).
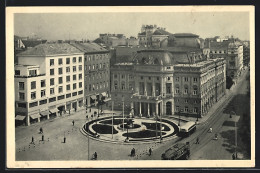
14, 12, 250, 41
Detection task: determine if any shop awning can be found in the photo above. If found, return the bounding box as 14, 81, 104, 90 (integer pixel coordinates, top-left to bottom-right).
15, 115, 25, 121
49, 108, 59, 114
101, 92, 107, 97
40, 110, 49, 116
30, 113, 41, 119
90, 95, 96, 100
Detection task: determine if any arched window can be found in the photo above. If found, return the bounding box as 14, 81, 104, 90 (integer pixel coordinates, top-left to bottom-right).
154, 58, 159, 64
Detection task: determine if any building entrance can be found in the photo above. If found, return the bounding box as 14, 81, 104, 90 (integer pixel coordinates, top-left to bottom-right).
166, 102, 172, 115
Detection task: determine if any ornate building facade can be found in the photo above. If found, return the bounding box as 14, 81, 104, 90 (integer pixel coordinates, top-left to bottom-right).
110, 49, 226, 118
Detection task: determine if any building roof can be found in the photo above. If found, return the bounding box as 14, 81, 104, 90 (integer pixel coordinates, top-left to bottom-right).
71, 42, 109, 53
17, 43, 83, 57
172, 33, 199, 38
153, 29, 172, 36
165, 46, 202, 53
133, 49, 176, 66
22, 40, 47, 48
209, 41, 230, 50
93, 38, 105, 44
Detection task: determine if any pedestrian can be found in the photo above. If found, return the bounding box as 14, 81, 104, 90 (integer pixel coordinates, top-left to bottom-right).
94, 152, 97, 160
64, 136, 66, 143
72, 120, 75, 126
232, 153, 236, 160
196, 137, 199, 144
40, 127, 43, 134
133, 148, 135, 156
149, 148, 152, 156
209, 128, 212, 133
42, 134, 44, 141
131, 148, 134, 157
215, 133, 218, 140
89, 108, 91, 113
31, 136, 34, 144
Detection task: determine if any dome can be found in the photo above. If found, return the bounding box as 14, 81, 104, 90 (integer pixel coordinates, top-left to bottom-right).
133, 49, 176, 66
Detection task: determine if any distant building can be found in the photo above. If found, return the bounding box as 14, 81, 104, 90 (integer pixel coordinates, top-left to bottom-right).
71, 43, 111, 107
98, 33, 126, 47
168, 33, 202, 48
15, 43, 84, 126
110, 49, 226, 117
242, 41, 250, 66
138, 25, 171, 48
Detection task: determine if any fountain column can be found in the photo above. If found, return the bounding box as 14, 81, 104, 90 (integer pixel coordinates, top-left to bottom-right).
139, 102, 142, 117
147, 103, 150, 117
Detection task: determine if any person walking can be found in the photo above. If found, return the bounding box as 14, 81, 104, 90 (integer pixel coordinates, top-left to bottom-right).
149, 148, 152, 156
31, 136, 34, 144
40, 127, 43, 134
93, 152, 97, 160
196, 137, 199, 144
64, 136, 66, 143
42, 134, 44, 141
232, 153, 236, 160
72, 120, 75, 126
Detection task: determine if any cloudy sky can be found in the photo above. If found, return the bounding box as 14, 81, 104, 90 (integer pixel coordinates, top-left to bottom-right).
14, 12, 250, 41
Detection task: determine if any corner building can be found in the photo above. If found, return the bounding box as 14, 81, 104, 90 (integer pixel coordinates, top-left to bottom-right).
15, 43, 84, 126
111, 49, 226, 118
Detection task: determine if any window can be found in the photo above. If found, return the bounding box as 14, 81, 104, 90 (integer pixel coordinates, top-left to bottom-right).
157, 77, 159, 80
89, 84, 91, 92
59, 86, 63, 93
41, 80, 46, 87
184, 77, 188, 82
29, 101, 38, 108
58, 68, 63, 75
41, 90, 46, 97
72, 92, 77, 96
73, 57, 76, 63
50, 59, 54, 66
19, 92, 25, 100
79, 82, 82, 88
73, 66, 76, 72
66, 67, 70, 73
167, 67, 171, 69
58, 58, 63, 65
141, 76, 143, 80
121, 82, 125, 90
15, 70, 20, 75
114, 81, 118, 90
79, 56, 82, 63
193, 88, 198, 95
31, 92, 36, 100
79, 65, 82, 71
59, 77, 63, 84
185, 106, 189, 112
50, 69, 54, 75
73, 75, 76, 81
50, 88, 55, 95
19, 82, 24, 90
66, 93, 71, 98
66, 84, 70, 91
49, 97, 56, 103
122, 75, 125, 79
66, 76, 70, 82
194, 100, 197, 104
166, 83, 172, 94
175, 106, 179, 112
185, 99, 188, 103
114, 74, 117, 78
73, 83, 77, 90
17, 103, 26, 108
176, 99, 179, 103
194, 107, 198, 113
176, 77, 179, 82
79, 74, 82, 80
31, 81, 36, 90
184, 88, 188, 94
175, 87, 179, 94
194, 78, 197, 82
58, 95, 65, 100
96, 64, 99, 69
50, 78, 55, 86
167, 77, 170, 81
66, 58, 70, 64
39, 99, 47, 105
78, 90, 83, 95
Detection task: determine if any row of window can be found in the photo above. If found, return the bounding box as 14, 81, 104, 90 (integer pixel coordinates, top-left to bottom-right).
210, 50, 227, 54
87, 72, 109, 81
114, 74, 134, 80
175, 99, 198, 104
85, 54, 109, 62
50, 65, 82, 75
88, 82, 109, 92
20, 91, 84, 108
175, 77, 198, 82
50, 57, 82, 66
87, 63, 109, 71
19, 83, 83, 101
175, 106, 199, 113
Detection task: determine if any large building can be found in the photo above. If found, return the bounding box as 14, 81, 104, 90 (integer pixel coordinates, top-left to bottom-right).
110, 49, 226, 117
138, 25, 171, 48
207, 39, 243, 79
15, 43, 85, 126
71, 43, 111, 107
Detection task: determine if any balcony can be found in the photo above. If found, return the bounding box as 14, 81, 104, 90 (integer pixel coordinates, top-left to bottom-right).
15, 73, 46, 78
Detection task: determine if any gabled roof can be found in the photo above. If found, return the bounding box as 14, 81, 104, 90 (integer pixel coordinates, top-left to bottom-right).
17, 43, 83, 57
71, 42, 109, 53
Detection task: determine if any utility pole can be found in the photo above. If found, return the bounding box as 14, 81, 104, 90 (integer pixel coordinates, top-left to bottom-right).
122, 97, 125, 132
112, 101, 114, 139
160, 113, 162, 143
